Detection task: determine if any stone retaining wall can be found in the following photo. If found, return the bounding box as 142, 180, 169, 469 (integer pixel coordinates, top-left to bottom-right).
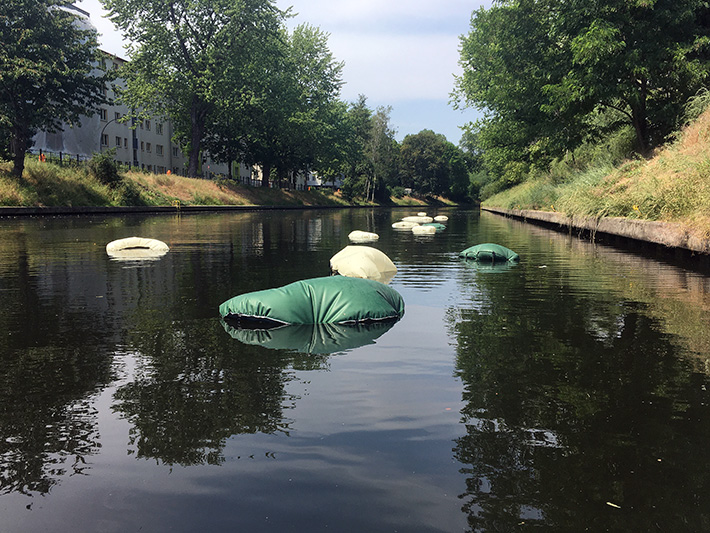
482, 206, 710, 255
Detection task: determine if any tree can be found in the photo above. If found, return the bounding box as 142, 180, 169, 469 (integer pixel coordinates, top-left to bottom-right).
0, 0, 107, 177
399, 129, 470, 199
235, 23, 344, 187
102, 0, 286, 178
364, 105, 397, 202
454, 0, 710, 186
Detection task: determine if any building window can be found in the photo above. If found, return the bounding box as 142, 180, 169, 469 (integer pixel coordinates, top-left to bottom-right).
114, 112, 121, 121
156, 123, 163, 135
156, 144, 163, 156
100, 108, 107, 121
101, 134, 108, 146
140, 121, 144, 129
146, 142, 151, 152
147, 165, 153, 172
145, 120, 151, 131
124, 137, 128, 148
172, 146, 179, 157
141, 141, 144, 152
115, 136, 121, 147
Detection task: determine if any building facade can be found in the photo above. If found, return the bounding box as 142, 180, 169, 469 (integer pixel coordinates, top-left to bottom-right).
32, 6, 251, 181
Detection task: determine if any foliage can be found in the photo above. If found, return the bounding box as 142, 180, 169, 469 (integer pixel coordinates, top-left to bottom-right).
231, 23, 345, 187
454, 0, 710, 194
398, 129, 475, 200
88, 149, 122, 187
483, 107, 710, 237
0, 0, 107, 177
102, 0, 286, 178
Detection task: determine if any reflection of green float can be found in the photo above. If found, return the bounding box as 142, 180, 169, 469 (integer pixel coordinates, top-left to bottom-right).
459, 243, 520, 263
221, 320, 397, 354
219, 276, 405, 351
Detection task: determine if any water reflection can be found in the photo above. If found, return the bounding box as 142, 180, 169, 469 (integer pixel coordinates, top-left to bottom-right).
449, 214, 710, 531
222, 319, 398, 354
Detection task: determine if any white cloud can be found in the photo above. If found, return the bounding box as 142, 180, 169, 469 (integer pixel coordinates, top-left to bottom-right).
330, 32, 461, 102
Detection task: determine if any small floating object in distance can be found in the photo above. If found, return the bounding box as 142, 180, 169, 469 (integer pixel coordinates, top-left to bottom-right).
417, 212, 427, 217
348, 230, 379, 242
434, 215, 448, 222
402, 216, 433, 224
459, 243, 520, 262
412, 225, 436, 235
422, 223, 446, 231
392, 221, 419, 229
106, 237, 169, 260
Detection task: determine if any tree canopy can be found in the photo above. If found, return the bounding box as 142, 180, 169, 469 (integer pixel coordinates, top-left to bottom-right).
0, 0, 107, 177
102, 0, 286, 178
454, 0, 710, 192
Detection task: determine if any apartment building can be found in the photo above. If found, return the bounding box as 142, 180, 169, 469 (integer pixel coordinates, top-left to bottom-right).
32, 6, 251, 181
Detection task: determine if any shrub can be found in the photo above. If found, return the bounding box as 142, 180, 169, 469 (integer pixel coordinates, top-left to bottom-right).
88, 149, 122, 187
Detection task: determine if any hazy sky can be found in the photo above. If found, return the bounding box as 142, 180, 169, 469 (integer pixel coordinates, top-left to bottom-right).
76, 0, 491, 144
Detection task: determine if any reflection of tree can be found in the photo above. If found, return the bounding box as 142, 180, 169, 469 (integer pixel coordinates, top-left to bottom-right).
0, 343, 110, 495
0, 239, 113, 495
113, 319, 330, 466
449, 264, 710, 531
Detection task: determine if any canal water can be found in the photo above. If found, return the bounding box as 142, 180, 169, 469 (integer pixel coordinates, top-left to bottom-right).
1, 208, 709, 532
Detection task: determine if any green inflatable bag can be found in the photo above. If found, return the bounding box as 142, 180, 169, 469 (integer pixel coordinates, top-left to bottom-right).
219, 276, 405, 326
459, 243, 520, 263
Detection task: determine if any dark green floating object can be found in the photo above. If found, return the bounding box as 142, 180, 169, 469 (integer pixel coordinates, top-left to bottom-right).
219, 276, 405, 326
459, 243, 520, 263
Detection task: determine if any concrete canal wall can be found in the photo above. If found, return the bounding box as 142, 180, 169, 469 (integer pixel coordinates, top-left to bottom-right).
482, 206, 710, 256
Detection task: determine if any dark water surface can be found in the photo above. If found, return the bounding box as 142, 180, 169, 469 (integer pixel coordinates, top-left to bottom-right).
1, 208, 710, 532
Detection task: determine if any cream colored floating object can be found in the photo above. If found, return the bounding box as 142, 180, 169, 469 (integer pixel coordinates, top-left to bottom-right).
402, 216, 434, 224
330, 245, 397, 283
106, 237, 169, 260
417, 212, 427, 217
434, 215, 448, 222
392, 221, 420, 229
412, 225, 436, 235
348, 230, 379, 243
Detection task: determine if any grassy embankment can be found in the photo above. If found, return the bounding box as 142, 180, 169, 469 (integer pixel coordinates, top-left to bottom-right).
0, 159, 453, 209
482, 107, 710, 240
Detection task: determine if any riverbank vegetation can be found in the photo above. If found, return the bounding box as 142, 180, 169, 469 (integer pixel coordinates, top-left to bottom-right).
0, 155, 455, 208
454, 0, 710, 236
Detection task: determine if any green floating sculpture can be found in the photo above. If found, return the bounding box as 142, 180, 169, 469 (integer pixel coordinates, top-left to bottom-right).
459, 243, 520, 263
219, 276, 405, 327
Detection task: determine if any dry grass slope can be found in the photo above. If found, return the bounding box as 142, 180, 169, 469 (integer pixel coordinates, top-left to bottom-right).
483, 108, 710, 240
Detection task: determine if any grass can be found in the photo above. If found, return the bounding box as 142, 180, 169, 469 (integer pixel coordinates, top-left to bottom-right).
0, 159, 446, 209
482, 107, 710, 239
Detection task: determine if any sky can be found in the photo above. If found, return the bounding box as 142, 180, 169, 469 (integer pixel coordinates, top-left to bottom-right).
76, 0, 491, 145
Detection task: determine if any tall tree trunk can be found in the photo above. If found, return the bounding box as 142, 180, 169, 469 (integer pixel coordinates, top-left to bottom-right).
261, 161, 271, 187
631, 78, 649, 154
187, 97, 208, 178
10, 126, 29, 178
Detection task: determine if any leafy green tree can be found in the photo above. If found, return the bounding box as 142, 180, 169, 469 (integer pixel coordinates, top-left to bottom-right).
399, 129, 470, 199
364, 105, 397, 201
454, 0, 710, 187
0, 0, 107, 177
102, 0, 285, 178
230, 24, 344, 188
